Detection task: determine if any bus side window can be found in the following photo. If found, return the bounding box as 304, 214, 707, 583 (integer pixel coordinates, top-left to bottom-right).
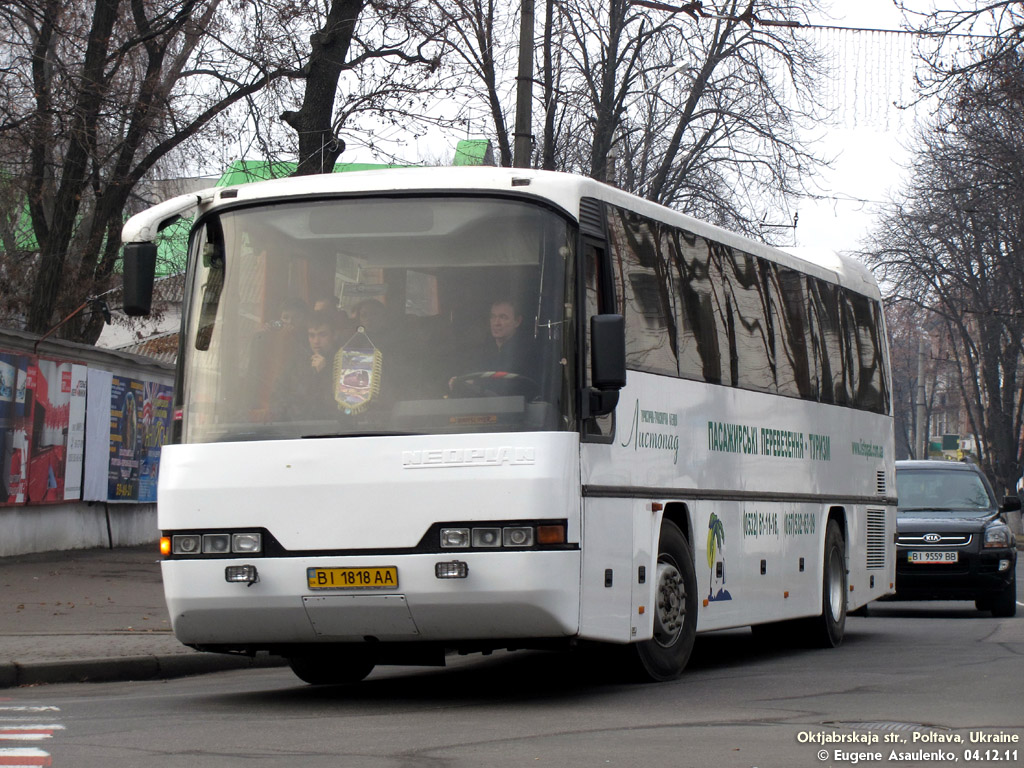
607, 207, 678, 377
809, 280, 846, 405
771, 265, 814, 400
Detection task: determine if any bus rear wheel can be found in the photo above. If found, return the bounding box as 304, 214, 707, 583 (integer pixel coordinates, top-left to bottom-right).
752, 519, 847, 648
287, 647, 376, 685
809, 519, 847, 648
631, 520, 697, 682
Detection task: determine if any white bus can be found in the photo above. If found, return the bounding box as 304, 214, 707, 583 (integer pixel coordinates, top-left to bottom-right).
122, 167, 895, 683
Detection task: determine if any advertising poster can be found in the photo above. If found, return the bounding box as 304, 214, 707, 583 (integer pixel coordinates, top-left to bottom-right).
107, 375, 173, 502
1, 348, 173, 507
0, 351, 31, 505
64, 364, 88, 500
0, 352, 89, 505
83, 368, 113, 502
26, 358, 78, 503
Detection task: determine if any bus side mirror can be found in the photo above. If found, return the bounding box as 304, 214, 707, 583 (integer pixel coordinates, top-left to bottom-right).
123, 242, 158, 316
590, 314, 625, 416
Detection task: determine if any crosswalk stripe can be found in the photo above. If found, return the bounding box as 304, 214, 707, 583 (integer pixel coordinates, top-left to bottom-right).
0, 729, 61, 737
0, 706, 60, 766
0, 748, 52, 767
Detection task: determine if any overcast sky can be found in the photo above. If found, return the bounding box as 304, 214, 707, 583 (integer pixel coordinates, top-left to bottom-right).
793, 0, 929, 253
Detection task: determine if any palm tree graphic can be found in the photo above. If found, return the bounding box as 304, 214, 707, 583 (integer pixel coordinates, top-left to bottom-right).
707, 513, 726, 600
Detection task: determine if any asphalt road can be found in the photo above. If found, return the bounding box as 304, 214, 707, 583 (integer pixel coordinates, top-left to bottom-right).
4, 594, 1021, 768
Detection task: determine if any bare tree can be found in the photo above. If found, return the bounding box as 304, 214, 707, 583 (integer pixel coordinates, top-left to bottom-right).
0, 0, 296, 342
431, 0, 517, 167
551, 0, 828, 237
905, 0, 1024, 102
863, 54, 1024, 496
0, 0, 450, 342
883, 300, 966, 461
278, 0, 450, 177
439, 0, 829, 239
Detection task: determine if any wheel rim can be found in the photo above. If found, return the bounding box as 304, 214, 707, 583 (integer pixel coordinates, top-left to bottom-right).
826, 546, 844, 622
653, 560, 686, 647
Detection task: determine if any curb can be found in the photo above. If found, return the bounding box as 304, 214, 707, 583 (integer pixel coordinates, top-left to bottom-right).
0, 652, 287, 689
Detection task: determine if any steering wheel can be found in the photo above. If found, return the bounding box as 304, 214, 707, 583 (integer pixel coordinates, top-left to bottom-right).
449, 371, 540, 399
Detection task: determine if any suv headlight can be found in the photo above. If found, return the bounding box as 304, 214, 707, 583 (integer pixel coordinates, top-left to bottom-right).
984, 526, 1012, 548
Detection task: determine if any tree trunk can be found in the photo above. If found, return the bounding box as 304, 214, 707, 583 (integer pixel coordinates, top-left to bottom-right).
283, 0, 365, 177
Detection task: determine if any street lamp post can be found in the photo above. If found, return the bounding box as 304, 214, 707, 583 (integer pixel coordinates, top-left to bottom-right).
513, 0, 535, 168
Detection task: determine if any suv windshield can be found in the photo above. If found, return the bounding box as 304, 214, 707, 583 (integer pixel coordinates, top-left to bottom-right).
896, 468, 995, 514
180, 195, 576, 443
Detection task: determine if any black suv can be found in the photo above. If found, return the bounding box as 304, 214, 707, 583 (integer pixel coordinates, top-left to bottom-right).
894, 460, 1020, 617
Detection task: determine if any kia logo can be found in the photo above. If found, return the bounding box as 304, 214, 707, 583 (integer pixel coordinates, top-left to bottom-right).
923, 533, 941, 543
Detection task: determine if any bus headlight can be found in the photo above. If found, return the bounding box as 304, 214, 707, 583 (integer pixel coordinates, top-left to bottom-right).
502, 527, 535, 547
172, 534, 202, 555
232, 532, 262, 554
203, 533, 231, 554
430, 521, 567, 551
440, 528, 471, 548
163, 530, 267, 558
471, 528, 502, 547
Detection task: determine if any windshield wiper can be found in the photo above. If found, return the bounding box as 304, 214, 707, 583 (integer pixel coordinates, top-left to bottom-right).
900, 506, 962, 512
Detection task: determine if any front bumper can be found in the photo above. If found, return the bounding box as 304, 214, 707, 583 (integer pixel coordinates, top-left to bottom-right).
894, 547, 1016, 599
162, 550, 582, 649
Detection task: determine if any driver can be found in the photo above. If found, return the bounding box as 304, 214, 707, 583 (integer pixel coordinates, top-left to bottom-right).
450, 298, 536, 392
484, 299, 529, 372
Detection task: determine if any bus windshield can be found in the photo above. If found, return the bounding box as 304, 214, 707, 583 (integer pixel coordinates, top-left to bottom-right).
180, 195, 576, 443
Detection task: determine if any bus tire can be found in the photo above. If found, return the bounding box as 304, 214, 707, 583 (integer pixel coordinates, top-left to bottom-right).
631, 520, 697, 682
287, 647, 375, 685
809, 519, 847, 648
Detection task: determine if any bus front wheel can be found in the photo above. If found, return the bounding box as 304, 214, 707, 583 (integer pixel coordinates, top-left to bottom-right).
631, 520, 697, 682
287, 647, 376, 686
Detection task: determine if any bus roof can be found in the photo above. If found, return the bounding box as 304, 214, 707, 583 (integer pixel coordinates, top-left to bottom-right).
122, 166, 879, 299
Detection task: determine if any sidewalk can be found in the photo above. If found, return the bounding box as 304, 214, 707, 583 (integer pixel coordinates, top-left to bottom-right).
0, 545, 284, 688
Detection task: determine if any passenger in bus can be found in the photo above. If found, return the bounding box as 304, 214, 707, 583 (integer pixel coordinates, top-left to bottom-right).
247, 297, 309, 418
271, 309, 341, 420
276, 297, 310, 331
354, 299, 389, 339
311, 290, 338, 312
348, 297, 403, 360
333, 307, 356, 345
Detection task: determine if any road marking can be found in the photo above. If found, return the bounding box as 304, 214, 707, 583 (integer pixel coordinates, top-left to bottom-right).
0, 707, 61, 766
0, 727, 63, 741
0, 748, 52, 766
